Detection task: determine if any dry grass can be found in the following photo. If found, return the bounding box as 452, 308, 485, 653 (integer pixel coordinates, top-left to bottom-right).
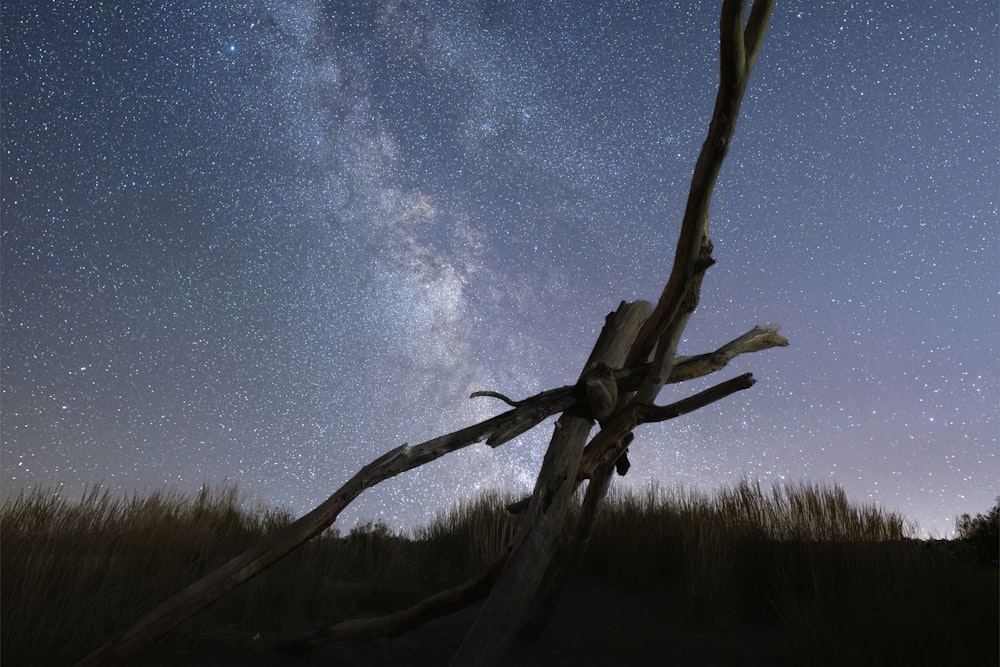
2, 479, 996, 666
3, 483, 357, 665
583, 480, 996, 665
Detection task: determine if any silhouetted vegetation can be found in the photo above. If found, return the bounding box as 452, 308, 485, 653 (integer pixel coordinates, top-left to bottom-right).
2, 481, 996, 666
956, 497, 1000, 568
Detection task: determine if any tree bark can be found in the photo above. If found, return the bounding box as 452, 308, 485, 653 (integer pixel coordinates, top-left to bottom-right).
626, 0, 775, 400
279, 549, 511, 653
73, 3, 779, 665
450, 301, 649, 667
518, 454, 618, 640
73, 387, 574, 666
73, 325, 781, 667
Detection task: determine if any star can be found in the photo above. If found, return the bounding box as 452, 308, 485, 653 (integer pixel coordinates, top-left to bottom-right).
1, 1, 996, 537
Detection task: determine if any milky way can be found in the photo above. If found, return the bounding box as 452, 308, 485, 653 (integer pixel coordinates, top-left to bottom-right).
2, 1, 997, 536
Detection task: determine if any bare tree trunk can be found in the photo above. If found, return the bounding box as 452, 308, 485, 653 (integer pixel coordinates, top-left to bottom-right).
518, 455, 617, 640
453, 1, 774, 662
73, 3, 780, 665
450, 301, 649, 667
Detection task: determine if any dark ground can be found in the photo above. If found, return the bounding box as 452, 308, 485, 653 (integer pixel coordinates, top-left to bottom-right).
139, 577, 791, 667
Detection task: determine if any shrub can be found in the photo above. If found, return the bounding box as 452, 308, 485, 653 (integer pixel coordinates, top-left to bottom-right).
956, 497, 999, 567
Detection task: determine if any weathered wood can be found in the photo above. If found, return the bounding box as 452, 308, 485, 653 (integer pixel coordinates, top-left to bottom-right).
74, 4, 781, 665
519, 455, 618, 639
669, 324, 788, 382
73, 385, 573, 666
626, 0, 775, 403
74, 323, 781, 667
282, 311, 794, 656
579, 373, 758, 481
450, 301, 649, 667
279, 549, 511, 653
584, 362, 619, 421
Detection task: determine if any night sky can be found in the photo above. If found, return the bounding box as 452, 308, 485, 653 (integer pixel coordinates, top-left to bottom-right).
2, 1, 996, 537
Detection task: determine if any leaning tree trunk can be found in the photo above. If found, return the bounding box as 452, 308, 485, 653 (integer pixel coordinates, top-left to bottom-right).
454, 2, 774, 662
450, 301, 649, 664
74, 2, 779, 665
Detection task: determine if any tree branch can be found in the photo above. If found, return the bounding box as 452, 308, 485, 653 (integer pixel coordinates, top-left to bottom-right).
668, 324, 788, 382
74, 5, 780, 665
625, 0, 775, 406
578, 373, 757, 480
73, 386, 577, 667
469, 390, 522, 407
279, 550, 510, 653
637, 372, 756, 424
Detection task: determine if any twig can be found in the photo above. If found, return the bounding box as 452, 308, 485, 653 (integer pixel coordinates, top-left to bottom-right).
469, 390, 522, 407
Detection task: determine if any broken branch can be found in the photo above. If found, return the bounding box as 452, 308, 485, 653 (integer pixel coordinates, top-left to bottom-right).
470, 390, 522, 407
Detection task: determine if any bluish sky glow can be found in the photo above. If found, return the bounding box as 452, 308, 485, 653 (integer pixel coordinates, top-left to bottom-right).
2, 1, 997, 537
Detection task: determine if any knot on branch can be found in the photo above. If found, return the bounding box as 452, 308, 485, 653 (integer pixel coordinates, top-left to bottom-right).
582, 362, 618, 422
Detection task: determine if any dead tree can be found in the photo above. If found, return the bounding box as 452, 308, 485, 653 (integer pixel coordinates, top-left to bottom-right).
75, 2, 781, 665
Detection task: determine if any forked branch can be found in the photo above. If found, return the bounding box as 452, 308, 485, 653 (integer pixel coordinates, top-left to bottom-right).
626, 0, 775, 405
277, 373, 758, 653
75, 3, 781, 665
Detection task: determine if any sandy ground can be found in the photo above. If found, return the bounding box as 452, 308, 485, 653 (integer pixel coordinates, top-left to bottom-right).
138, 577, 791, 666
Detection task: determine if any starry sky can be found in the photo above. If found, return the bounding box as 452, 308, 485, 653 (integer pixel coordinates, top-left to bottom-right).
2, 1, 996, 537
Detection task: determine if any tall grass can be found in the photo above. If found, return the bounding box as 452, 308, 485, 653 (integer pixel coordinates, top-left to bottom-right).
582, 480, 996, 665
2, 479, 995, 666
2, 483, 416, 666
584, 479, 911, 587
413, 489, 520, 576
